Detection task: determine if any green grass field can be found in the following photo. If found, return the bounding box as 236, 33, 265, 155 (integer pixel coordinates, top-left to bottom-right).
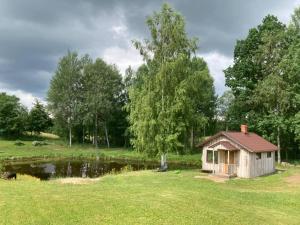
0, 169, 300, 225
1, 139, 300, 225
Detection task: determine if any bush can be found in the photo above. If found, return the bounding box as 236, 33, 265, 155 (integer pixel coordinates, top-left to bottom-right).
0, 163, 3, 173
120, 165, 133, 173
32, 141, 48, 146
14, 140, 25, 146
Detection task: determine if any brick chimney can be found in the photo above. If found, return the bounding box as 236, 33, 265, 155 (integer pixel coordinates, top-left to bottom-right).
241, 124, 248, 134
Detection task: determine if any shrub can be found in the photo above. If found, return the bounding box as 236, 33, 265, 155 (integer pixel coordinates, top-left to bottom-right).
32, 141, 48, 146
120, 165, 133, 173
0, 163, 3, 173
14, 140, 25, 146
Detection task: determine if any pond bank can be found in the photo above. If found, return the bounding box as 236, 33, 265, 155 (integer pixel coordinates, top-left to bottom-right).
0, 140, 201, 176
2, 158, 197, 180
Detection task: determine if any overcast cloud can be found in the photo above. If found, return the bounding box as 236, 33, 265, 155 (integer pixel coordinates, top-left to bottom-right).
0, 0, 299, 108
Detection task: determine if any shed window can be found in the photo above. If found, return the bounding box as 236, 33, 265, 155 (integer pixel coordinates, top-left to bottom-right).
214, 151, 218, 164
207, 150, 213, 163
206, 150, 218, 164
267, 152, 272, 158
256, 153, 261, 160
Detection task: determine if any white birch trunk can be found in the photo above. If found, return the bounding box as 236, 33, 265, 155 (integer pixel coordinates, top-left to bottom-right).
95, 114, 98, 149
190, 127, 194, 149
104, 123, 110, 148
277, 126, 281, 164
69, 126, 72, 147
160, 154, 167, 170
82, 127, 85, 144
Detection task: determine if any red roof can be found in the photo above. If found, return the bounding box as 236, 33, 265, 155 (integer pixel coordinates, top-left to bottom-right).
201, 131, 278, 152
209, 141, 237, 151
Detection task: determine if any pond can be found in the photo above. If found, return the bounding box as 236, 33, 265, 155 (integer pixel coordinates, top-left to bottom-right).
2, 159, 196, 180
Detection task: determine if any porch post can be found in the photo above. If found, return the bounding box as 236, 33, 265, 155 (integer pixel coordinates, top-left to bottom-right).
212, 150, 215, 174
218, 150, 220, 174
228, 151, 230, 164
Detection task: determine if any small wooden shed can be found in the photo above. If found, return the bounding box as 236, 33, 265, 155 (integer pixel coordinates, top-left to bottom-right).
200, 125, 278, 178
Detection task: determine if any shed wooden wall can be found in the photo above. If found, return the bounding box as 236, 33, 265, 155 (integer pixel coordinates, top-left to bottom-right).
237, 149, 250, 178
248, 151, 275, 177
227, 149, 275, 178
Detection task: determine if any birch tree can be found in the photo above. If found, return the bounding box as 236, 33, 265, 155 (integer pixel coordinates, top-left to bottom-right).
48, 51, 83, 147
128, 3, 215, 167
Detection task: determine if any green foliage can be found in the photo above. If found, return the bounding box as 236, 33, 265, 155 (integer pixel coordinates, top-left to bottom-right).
28, 100, 52, 134
127, 4, 215, 157
224, 9, 300, 160
32, 141, 48, 146
47, 51, 84, 146
216, 90, 235, 130
14, 140, 25, 146
224, 15, 288, 127
120, 165, 133, 173
294, 112, 300, 142
82, 58, 123, 148
0, 92, 28, 136
47, 51, 127, 148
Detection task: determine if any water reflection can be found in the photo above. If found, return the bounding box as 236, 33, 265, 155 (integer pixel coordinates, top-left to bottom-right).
3, 159, 159, 180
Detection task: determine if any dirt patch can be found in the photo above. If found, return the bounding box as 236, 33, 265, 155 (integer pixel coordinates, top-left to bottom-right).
56, 177, 101, 185
194, 175, 229, 183
285, 174, 300, 185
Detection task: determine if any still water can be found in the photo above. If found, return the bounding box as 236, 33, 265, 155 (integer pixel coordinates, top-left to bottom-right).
2, 159, 165, 180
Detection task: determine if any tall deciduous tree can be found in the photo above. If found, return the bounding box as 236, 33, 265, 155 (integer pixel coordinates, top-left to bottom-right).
224, 15, 287, 128
48, 51, 84, 147
225, 10, 300, 161
252, 74, 292, 163
83, 58, 122, 148
128, 3, 215, 166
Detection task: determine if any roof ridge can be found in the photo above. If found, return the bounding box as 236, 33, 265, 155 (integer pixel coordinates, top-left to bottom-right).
223, 131, 255, 134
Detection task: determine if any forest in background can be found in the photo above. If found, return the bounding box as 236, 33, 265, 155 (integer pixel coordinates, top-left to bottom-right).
0, 3, 299, 162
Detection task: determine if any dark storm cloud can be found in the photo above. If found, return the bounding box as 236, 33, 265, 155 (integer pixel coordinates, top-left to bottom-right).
121, 0, 296, 55
0, 0, 122, 100
0, 0, 298, 105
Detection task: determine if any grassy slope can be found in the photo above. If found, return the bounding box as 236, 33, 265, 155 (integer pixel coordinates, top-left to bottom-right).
0, 169, 300, 225
0, 140, 201, 166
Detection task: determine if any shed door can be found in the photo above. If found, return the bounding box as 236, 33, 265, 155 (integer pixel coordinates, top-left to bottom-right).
224, 151, 234, 164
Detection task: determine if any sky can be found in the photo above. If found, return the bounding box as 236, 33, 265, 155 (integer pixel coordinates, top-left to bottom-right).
0, 0, 299, 108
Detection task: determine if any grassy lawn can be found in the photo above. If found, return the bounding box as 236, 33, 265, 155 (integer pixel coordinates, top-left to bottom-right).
0, 140, 201, 166
1, 139, 300, 225
0, 168, 300, 225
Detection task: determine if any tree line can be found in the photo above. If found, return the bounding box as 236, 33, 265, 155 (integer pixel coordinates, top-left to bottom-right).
0, 93, 52, 136
47, 4, 215, 154
47, 53, 127, 148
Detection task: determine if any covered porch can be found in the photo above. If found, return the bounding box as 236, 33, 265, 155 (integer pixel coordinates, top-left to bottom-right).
209, 141, 239, 177
215, 150, 238, 177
